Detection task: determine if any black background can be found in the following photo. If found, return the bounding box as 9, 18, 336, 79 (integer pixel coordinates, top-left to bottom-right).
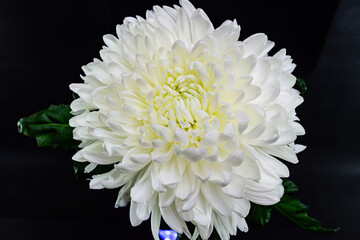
1, 0, 359, 239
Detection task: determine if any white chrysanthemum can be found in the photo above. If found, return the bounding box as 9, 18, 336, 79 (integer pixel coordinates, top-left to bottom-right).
69, 0, 305, 239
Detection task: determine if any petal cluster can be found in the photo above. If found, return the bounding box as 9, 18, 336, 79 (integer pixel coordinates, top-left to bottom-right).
69, 0, 305, 239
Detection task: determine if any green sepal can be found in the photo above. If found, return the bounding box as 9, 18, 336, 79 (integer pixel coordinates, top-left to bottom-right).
295, 77, 307, 95
74, 161, 114, 179
246, 203, 272, 229
17, 104, 79, 149
274, 179, 339, 233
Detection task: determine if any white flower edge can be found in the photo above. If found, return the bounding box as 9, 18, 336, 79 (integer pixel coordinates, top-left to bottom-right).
69, 0, 305, 239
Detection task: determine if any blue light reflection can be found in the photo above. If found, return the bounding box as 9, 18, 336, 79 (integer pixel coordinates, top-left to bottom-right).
159, 229, 178, 240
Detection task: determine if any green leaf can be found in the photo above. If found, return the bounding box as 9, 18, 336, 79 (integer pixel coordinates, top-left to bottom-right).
17, 104, 79, 149
275, 180, 339, 233
73, 161, 114, 179
295, 77, 307, 95
246, 203, 272, 229
282, 178, 299, 195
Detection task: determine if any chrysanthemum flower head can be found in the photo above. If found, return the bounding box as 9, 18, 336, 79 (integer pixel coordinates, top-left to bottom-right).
69, 0, 305, 239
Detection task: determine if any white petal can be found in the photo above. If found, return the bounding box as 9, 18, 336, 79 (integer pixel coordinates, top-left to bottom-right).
151, 206, 161, 240
237, 111, 249, 134
176, 8, 192, 43
197, 224, 213, 240
190, 9, 214, 42
84, 162, 97, 173
245, 180, 283, 205
159, 189, 175, 208
157, 157, 181, 187
274, 129, 297, 145
161, 205, 190, 235
242, 124, 266, 139
291, 143, 306, 154
191, 160, 211, 181
200, 129, 218, 148
243, 33, 269, 57
179, 0, 196, 16
289, 121, 305, 135
91, 169, 132, 189
130, 168, 154, 202
222, 174, 245, 199
233, 198, 250, 217
130, 154, 151, 164
175, 168, 195, 200
248, 146, 290, 178
151, 124, 173, 142
221, 138, 240, 153
201, 182, 233, 217
243, 85, 261, 102
260, 145, 298, 163
115, 177, 136, 207
174, 127, 189, 146
204, 147, 219, 163
192, 195, 211, 227
234, 156, 260, 180
116, 161, 144, 174
130, 201, 142, 226
221, 123, 235, 140
136, 201, 151, 221
79, 141, 120, 165
209, 163, 232, 187
151, 143, 173, 163
182, 147, 207, 162
89, 169, 116, 189
235, 215, 248, 232
151, 163, 167, 192
190, 228, 199, 240
182, 180, 200, 211
224, 150, 244, 167
212, 213, 230, 240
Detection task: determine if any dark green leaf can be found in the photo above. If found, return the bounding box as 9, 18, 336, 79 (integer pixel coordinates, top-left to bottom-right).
282, 178, 299, 195
295, 77, 307, 95
246, 203, 272, 229
73, 161, 114, 179
275, 188, 339, 233
17, 104, 79, 149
